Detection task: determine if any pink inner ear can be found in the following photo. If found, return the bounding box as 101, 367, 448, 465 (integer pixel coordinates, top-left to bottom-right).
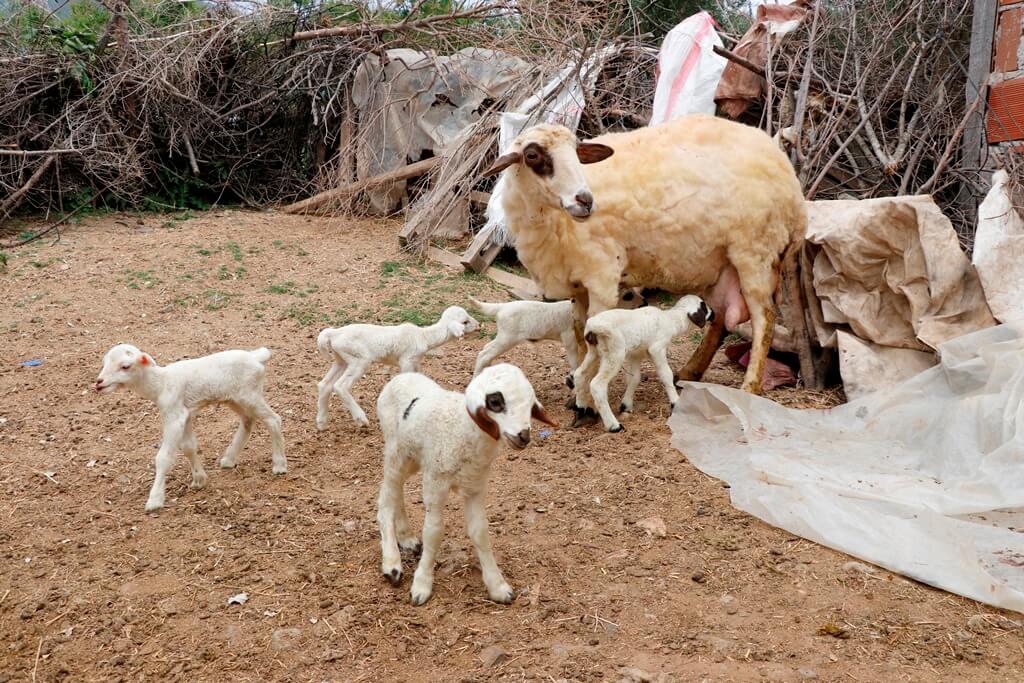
140, 355, 149, 365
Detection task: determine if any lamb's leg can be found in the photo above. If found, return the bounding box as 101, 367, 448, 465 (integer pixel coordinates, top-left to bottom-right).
315, 360, 345, 431
182, 415, 207, 490
464, 490, 514, 604
410, 476, 450, 606
473, 336, 516, 377
571, 344, 601, 428
377, 445, 405, 585
619, 356, 643, 414
399, 354, 424, 374
649, 344, 679, 409
560, 329, 580, 386
333, 359, 371, 427
248, 397, 287, 474
146, 412, 186, 512
394, 460, 421, 554
220, 403, 253, 469
589, 346, 626, 432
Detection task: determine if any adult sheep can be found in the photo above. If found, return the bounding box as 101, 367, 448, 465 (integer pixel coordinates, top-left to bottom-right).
481, 114, 811, 423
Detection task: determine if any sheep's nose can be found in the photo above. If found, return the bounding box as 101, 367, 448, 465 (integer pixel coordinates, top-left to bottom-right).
574, 191, 593, 211
517, 429, 531, 445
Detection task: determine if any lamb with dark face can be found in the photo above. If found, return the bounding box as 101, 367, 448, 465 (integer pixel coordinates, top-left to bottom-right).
374, 363, 556, 606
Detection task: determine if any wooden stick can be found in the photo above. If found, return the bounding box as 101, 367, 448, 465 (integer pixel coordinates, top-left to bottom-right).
289, 4, 510, 43
183, 133, 200, 176
0, 149, 83, 156
918, 74, 989, 194
427, 246, 540, 300
0, 154, 57, 220
713, 45, 767, 82
282, 157, 439, 215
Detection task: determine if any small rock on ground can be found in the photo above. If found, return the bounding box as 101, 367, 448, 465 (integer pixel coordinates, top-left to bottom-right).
637, 517, 667, 538
271, 627, 302, 651
480, 645, 507, 668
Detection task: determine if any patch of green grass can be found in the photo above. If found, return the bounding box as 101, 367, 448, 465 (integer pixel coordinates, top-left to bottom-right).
266, 281, 318, 298
380, 260, 407, 278
18, 231, 34, 241
123, 270, 162, 289
218, 265, 247, 281
224, 241, 243, 262
283, 301, 328, 327
0, 253, 7, 271
689, 330, 704, 343
203, 290, 233, 311
271, 240, 283, 248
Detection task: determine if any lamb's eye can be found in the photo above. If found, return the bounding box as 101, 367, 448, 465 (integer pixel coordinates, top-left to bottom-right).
121, 364, 132, 370
485, 392, 505, 413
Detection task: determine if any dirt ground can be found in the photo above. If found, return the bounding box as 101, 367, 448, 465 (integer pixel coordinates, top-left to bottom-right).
1, 210, 1022, 683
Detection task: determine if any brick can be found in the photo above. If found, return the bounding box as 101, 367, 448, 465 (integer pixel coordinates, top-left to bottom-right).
988, 79, 1024, 142
994, 8, 1024, 73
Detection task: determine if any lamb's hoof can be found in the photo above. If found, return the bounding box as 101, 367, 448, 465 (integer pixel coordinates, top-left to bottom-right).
272, 462, 288, 475
219, 457, 237, 469
564, 394, 578, 410
608, 423, 625, 433
399, 539, 423, 556
618, 403, 632, 415
315, 419, 328, 432
489, 584, 515, 604
410, 585, 432, 606
190, 471, 208, 490
383, 567, 403, 586
144, 498, 164, 512
572, 408, 600, 429
354, 418, 371, 429
565, 374, 575, 389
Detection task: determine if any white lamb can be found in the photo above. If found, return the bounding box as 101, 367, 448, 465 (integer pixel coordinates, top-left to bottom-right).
315, 306, 479, 430
572, 295, 712, 432
376, 363, 556, 606
93, 343, 286, 511
470, 288, 647, 381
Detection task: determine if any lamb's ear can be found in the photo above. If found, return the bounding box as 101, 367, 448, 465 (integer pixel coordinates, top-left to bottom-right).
481, 152, 522, 178
468, 406, 501, 440
448, 319, 466, 338
140, 354, 151, 366
577, 143, 614, 164
687, 301, 710, 328
531, 401, 558, 428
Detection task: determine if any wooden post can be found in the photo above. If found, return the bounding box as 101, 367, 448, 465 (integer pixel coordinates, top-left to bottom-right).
283, 157, 439, 215
960, 0, 998, 228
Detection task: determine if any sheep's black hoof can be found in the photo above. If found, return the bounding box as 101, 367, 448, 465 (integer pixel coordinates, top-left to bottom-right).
572, 408, 599, 429
400, 540, 422, 556
565, 374, 575, 389
564, 394, 579, 410
618, 402, 632, 415
609, 423, 625, 433
384, 568, 403, 586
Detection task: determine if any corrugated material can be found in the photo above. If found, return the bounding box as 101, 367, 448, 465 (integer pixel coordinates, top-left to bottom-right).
994, 7, 1023, 72
988, 79, 1024, 142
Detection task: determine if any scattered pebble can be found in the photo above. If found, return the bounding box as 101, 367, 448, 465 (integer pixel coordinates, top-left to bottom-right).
842, 561, 877, 575
691, 571, 706, 584
797, 668, 818, 680
637, 517, 667, 538
226, 592, 248, 606
720, 594, 738, 615
479, 644, 507, 668
270, 627, 302, 651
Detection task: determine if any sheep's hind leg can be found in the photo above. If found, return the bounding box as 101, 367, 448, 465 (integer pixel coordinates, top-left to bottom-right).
315, 360, 345, 431
571, 343, 601, 428
589, 347, 625, 432
741, 301, 775, 395
249, 397, 287, 474
394, 461, 421, 555
182, 415, 207, 490
473, 336, 516, 377
220, 403, 253, 470
333, 359, 371, 427
464, 491, 514, 604
377, 449, 406, 585
410, 476, 450, 606
619, 356, 643, 414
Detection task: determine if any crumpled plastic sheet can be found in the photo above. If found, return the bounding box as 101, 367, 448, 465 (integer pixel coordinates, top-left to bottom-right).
974, 169, 1024, 327
670, 324, 1024, 613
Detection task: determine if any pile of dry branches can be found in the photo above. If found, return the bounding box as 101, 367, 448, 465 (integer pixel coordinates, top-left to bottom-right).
754, 0, 977, 243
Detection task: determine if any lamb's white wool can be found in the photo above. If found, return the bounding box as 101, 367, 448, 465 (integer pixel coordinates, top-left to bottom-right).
93, 343, 286, 511
470, 288, 646, 378
573, 295, 712, 432
375, 364, 556, 606
481, 114, 807, 405
315, 306, 479, 429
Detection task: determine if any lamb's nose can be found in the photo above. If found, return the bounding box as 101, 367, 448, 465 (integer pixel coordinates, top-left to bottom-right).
574, 191, 593, 211
517, 429, 531, 446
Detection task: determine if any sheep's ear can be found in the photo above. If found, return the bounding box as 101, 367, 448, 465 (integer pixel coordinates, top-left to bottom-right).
481, 151, 522, 177
577, 143, 614, 164
448, 319, 466, 338
531, 402, 558, 428
140, 354, 151, 366
468, 406, 501, 440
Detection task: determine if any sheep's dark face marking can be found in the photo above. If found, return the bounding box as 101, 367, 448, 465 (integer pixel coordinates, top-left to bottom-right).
686, 300, 713, 328
522, 143, 553, 177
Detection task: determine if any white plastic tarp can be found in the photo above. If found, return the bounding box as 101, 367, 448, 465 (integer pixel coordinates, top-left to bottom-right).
650, 11, 726, 124
973, 169, 1024, 327
670, 324, 1024, 613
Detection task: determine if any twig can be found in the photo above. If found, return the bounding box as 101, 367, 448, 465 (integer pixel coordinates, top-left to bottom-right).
712, 45, 766, 82
918, 74, 989, 194
0, 190, 102, 249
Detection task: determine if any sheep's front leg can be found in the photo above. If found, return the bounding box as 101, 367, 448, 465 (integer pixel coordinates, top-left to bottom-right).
146, 412, 187, 512
676, 311, 725, 384
377, 449, 406, 586
473, 336, 516, 377
464, 490, 514, 604
410, 476, 450, 606
333, 359, 371, 427
619, 357, 643, 414
568, 292, 590, 399
182, 415, 207, 490
399, 354, 423, 374
649, 344, 679, 409
249, 398, 287, 475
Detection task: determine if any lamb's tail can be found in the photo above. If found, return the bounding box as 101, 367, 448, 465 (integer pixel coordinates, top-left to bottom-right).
316, 328, 336, 358
469, 298, 504, 317
251, 347, 272, 365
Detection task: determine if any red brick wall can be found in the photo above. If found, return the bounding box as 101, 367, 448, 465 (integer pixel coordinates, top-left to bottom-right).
989, 3, 1024, 142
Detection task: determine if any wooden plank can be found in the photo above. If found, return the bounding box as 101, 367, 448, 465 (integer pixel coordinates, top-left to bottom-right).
963, 0, 998, 166
460, 221, 501, 272
427, 246, 541, 299
283, 157, 439, 215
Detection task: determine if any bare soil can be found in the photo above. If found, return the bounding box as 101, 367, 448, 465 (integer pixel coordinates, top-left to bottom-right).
1, 210, 1021, 683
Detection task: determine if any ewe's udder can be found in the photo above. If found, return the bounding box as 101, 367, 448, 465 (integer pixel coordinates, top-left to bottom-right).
706, 265, 749, 331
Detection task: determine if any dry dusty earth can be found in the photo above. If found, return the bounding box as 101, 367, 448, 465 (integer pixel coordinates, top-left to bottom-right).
1, 210, 1023, 683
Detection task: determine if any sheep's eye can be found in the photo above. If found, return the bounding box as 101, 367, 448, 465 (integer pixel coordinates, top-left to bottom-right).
120, 363, 132, 370
524, 150, 539, 162
623, 292, 634, 301
485, 392, 505, 413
